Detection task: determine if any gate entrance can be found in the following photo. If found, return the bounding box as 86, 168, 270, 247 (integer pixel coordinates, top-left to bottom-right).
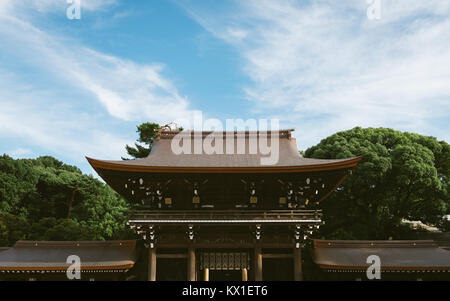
200, 251, 250, 281
209, 270, 242, 281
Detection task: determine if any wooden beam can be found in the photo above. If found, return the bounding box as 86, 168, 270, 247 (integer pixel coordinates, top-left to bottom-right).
254, 245, 263, 281
87, 155, 362, 174
262, 253, 293, 259
156, 254, 188, 259
148, 247, 157, 281
242, 268, 248, 281
155, 243, 294, 249
188, 246, 196, 281
293, 246, 303, 281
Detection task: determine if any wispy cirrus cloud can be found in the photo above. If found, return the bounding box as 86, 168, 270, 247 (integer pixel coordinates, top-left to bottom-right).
1, 0, 118, 14
9, 148, 34, 158
179, 0, 450, 147
0, 1, 192, 122
0, 1, 194, 167
0, 68, 132, 164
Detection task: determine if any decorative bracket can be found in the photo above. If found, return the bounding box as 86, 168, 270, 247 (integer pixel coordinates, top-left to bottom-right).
254, 224, 262, 241
294, 225, 302, 248
139, 224, 156, 249
294, 222, 323, 247
187, 224, 195, 241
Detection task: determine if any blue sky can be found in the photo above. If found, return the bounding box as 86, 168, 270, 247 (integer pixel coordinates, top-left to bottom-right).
0, 0, 449, 175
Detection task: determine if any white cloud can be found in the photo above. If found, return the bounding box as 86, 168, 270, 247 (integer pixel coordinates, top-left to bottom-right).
9, 148, 34, 158
0, 0, 194, 168
181, 0, 450, 147
0, 0, 118, 15
226, 27, 248, 40
0, 12, 192, 123
0, 71, 132, 163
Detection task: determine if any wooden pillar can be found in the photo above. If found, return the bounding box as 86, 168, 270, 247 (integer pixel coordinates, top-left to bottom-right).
203, 268, 209, 281
254, 245, 263, 281
148, 247, 157, 281
188, 246, 196, 281
294, 245, 303, 281
242, 268, 248, 281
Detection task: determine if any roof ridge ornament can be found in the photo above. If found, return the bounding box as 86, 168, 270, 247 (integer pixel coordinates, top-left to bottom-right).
156, 122, 179, 140
157, 128, 295, 140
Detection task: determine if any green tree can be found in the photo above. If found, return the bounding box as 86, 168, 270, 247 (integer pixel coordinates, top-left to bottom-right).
0, 212, 30, 246
0, 154, 135, 246
305, 127, 450, 239
122, 122, 184, 160
30, 218, 94, 241
0, 155, 37, 218
71, 183, 134, 240
123, 122, 161, 159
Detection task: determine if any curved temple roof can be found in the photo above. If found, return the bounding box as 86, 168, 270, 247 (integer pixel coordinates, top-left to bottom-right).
312, 239, 450, 271
87, 130, 362, 173
0, 240, 136, 271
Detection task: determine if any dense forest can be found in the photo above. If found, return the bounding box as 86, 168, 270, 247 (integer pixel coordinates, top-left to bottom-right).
0, 125, 449, 247
306, 127, 450, 239
0, 155, 135, 246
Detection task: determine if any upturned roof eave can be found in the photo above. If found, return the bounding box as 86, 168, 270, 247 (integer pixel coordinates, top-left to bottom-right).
86, 156, 363, 174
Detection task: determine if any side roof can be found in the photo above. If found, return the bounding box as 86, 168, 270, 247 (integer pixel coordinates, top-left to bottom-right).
87, 130, 362, 173
0, 240, 136, 271
312, 239, 450, 271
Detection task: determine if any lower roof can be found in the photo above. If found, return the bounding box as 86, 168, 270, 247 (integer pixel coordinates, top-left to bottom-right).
0, 240, 136, 271
312, 239, 450, 271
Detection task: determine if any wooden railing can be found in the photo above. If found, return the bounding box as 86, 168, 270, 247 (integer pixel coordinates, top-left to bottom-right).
129, 209, 321, 221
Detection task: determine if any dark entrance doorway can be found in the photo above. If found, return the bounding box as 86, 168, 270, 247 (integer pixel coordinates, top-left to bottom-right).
263, 258, 294, 280
156, 258, 187, 281
210, 270, 242, 281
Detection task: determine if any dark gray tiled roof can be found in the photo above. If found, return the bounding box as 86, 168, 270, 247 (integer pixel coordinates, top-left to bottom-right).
96, 131, 357, 168
0, 240, 136, 271
312, 239, 450, 270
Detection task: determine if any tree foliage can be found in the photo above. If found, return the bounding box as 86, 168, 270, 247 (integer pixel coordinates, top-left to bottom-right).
123, 122, 161, 159
305, 127, 450, 239
0, 154, 135, 246
1, 126, 448, 246
0, 212, 29, 246
122, 122, 184, 160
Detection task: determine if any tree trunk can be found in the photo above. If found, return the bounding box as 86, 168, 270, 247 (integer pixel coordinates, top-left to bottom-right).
67, 189, 77, 218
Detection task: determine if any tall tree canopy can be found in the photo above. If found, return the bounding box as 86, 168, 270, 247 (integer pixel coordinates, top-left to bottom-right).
123, 122, 161, 159
122, 122, 184, 160
305, 127, 450, 240
0, 155, 134, 246
1, 126, 448, 246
